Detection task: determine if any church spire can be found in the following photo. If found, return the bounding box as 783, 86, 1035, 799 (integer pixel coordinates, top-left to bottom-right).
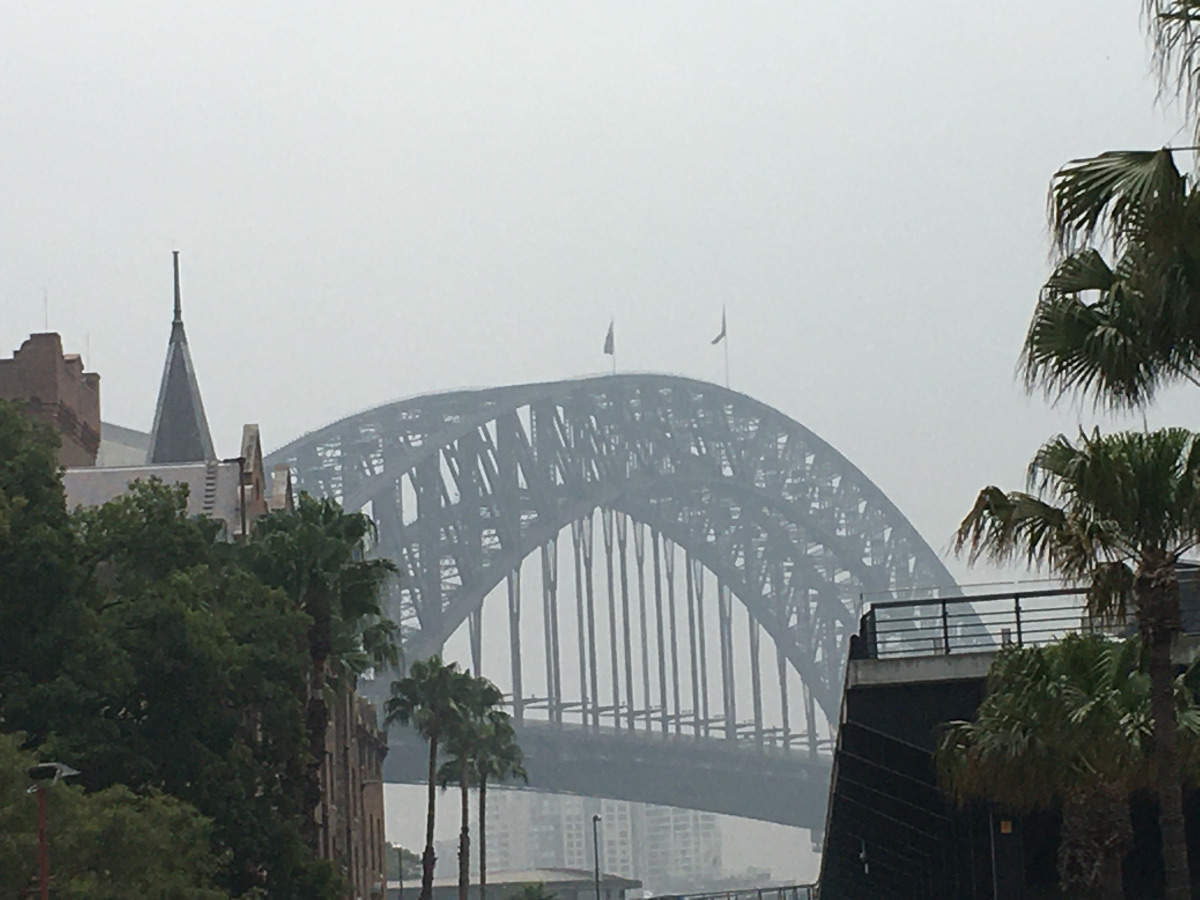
173, 249, 182, 323
147, 252, 215, 464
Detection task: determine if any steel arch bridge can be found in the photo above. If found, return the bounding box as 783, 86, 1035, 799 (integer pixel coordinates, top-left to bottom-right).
265, 374, 954, 825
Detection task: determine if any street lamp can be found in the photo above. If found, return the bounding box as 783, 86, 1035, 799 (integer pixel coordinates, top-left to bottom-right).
592, 815, 602, 900
27, 762, 80, 900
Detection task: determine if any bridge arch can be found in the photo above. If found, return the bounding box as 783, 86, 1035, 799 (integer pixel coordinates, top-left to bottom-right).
266, 374, 954, 740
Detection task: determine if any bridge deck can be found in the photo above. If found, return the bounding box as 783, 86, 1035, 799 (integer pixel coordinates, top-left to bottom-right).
384, 719, 832, 830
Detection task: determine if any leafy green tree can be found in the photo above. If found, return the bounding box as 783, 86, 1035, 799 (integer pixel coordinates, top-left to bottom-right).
241, 493, 397, 853
0, 401, 352, 899
0, 403, 114, 765
937, 634, 1200, 898
957, 427, 1200, 899
69, 479, 341, 899
473, 712, 526, 900
437, 676, 506, 900
0, 732, 229, 899
1021, 147, 1200, 408
386, 656, 474, 900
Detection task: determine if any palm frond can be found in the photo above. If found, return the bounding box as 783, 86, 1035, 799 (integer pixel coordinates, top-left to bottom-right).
1050, 149, 1184, 255
1145, 1, 1200, 133
935, 635, 1161, 811
954, 486, 1070, 569
1086, 561, 1136, 624
1022, 274, 1169, 408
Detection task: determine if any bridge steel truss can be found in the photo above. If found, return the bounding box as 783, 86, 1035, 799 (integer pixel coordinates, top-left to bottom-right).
266, 374, 954, 751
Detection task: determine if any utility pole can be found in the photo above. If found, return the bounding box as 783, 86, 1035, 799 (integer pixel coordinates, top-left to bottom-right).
592, 815, 603, 900
34, 782, 48, 900
27, 762, 79, 900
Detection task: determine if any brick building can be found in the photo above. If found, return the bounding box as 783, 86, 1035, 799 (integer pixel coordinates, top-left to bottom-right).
0, 332, 100, 466
325, 691, 390, 900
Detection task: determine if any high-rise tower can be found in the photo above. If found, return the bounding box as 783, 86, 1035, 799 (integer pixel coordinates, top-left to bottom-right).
146, 251, 215, 464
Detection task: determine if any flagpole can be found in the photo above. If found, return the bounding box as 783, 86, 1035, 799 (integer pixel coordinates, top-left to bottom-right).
723, 332, 729, 389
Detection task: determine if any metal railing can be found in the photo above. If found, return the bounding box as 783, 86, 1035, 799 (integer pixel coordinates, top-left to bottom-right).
855, 586, 1095, 659
662, 884, 816, 900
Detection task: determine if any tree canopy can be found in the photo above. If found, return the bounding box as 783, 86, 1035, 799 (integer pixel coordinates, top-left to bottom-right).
0, 400, 392, 899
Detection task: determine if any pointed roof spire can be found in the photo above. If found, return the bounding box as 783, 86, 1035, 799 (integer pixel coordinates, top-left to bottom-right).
173, 250, 182, 324
147, 252, 216, 464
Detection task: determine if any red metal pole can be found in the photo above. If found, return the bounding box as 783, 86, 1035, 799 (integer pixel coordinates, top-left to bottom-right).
36, 784, 49, 900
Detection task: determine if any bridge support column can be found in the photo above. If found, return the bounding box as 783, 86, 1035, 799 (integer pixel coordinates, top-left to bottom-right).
602, 509, 621, 730
778, 650, 791, 749
540, 539, 562, 724
664, 539, 682, 735
581, 513, 600, 729
749, 617, 764, 748
571, 519, 589, 726
693, 556, 711, 736
805, 684, 819, 758
652, 530, 669, 735
685, 554, 701, 737
616, 513, 635, 731
507, 571, 523, 721
718, 581, 736, 740
634, 521, 651, 726
469, 608, 482, 676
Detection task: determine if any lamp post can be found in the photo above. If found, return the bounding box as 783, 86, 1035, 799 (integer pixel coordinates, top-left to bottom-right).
592, 815, 602, 900
27, 762, 80, 900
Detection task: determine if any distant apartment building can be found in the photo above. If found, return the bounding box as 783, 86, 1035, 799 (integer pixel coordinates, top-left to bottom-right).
640, 805, 722, 894
484, 792, 722, 894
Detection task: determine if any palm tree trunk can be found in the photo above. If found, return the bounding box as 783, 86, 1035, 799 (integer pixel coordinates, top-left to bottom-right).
1058, 785, 1131, 900
421, 734, 438, 900
305, 662, 330, 854
304, 587, 333, 854
479, 777, 488, 900
459, 773, 470, 900
1139, 563, 1191, 900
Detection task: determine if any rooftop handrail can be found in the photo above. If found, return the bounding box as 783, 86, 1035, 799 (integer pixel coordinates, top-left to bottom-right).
858, 586, 1095, 659
868, 585, 1084, 610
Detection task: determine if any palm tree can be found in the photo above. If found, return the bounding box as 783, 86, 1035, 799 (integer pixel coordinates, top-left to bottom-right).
474, 712, 527, 900
386, 657, 474, 900
242, 492, 398, 852
957, 427, 1200, 899
438, 675, 505, 900
1145, 2, 1200, 128
938, 635, 1156, 898
1022, 147, 1200, 408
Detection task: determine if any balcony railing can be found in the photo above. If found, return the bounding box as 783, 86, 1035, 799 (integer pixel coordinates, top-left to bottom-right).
852, 586, 1095, 660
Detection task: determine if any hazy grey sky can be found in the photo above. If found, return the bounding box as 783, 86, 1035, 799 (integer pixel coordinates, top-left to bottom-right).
6, 0, 1196, 882
4, 2, 1194, 584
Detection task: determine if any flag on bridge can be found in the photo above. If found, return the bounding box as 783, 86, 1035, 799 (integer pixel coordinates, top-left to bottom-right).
711, 307, 727, 345
603, 320, 615, 356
